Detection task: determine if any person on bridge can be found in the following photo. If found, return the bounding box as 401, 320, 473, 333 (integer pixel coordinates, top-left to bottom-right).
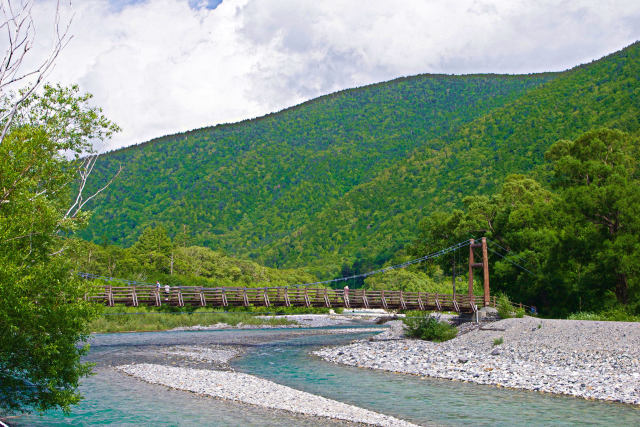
156, 281, 161, 292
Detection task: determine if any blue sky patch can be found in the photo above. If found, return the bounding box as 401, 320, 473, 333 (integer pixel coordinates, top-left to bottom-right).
109, 0, 223, 13
189, 0, 223, 10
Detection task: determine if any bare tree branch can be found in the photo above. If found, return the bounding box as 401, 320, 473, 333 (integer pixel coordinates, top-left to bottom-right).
64, 155, 123, 220
0, 0, 73, 144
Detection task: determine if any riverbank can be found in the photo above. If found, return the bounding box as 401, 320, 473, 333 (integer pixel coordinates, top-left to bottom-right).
315, 317, 640, 405
90, 311, 383, 333
89, 310, 295, 333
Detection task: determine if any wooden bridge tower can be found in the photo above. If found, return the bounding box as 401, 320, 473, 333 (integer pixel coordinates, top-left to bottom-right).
468, 237, 490, 307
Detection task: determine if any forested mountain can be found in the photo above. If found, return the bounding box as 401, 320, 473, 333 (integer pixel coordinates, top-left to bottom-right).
81, 42, 639, 281
261, 41, 640, 276
80, 73, 555, 252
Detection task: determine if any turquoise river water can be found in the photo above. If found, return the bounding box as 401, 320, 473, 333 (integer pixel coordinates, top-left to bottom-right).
11, 327, 640, 426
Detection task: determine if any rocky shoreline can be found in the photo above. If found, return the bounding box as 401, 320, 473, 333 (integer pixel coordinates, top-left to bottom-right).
314, 317, 640, 406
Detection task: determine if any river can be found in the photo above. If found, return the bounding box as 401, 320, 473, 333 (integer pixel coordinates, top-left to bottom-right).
12, 327, 639, 426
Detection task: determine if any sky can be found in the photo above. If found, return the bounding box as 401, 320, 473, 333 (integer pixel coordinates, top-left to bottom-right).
22, 0, 640, 152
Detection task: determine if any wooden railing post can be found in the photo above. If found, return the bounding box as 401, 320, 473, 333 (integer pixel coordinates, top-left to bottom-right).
263, 288, 270, 307
304, 288, 311, 307
417, 292, 424, 310
178, 287, 184, 307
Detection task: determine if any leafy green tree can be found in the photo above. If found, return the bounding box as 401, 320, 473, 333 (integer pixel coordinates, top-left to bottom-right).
131, 225, 174, 274
546, 128, 640, 308
0, 85, 117, 414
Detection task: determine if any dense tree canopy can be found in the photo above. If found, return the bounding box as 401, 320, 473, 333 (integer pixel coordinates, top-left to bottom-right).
545, 129, 640, 309
409, 129, 640, 317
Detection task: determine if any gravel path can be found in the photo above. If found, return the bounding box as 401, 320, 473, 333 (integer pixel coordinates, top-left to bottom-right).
315, 317, 640, 405
117, 364, 418, 427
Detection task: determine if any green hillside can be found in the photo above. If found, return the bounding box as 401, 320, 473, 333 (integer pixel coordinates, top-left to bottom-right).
265, 42, 640, 276
81, 73, 554, 253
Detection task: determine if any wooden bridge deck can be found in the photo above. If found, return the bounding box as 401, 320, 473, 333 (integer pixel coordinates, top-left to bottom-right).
85, 284, 494, 313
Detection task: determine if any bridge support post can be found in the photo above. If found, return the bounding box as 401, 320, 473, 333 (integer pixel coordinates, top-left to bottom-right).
482, 237, 490, 307
469, 237, 490, 307
468, 239, 475, 304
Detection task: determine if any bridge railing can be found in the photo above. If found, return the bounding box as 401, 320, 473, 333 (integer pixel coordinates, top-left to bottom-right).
85, 283, 495, 313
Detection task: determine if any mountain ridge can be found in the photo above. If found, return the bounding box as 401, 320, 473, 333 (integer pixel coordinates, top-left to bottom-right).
82, 71, 555, 252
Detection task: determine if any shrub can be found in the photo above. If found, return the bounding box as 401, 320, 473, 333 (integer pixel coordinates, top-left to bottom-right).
515, 307, 525, 318
403, 316, 458, 342
496, 294, 515, 319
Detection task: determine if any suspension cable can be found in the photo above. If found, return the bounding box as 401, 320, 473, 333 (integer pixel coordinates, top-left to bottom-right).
485, 238, 533, 267
486, 246, 536, 276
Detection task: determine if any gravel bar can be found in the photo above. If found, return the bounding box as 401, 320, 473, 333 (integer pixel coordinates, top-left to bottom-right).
117, 363, 418, 427
171, 314, 379, 330
315, 317, 640, 405
163, 346, 241, 364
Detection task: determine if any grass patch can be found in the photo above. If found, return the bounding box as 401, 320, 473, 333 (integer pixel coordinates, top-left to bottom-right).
493, 337, 504, 346
568, 309, 640, 322
89, 305, 294, 333
496, 294, 514, 319
403, 316, 458, 342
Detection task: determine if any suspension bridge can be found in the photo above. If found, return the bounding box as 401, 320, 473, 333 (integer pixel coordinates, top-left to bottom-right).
81, 238, 530, 314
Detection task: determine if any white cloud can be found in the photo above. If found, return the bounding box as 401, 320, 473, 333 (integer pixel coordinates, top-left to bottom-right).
22, 0, 640, 151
